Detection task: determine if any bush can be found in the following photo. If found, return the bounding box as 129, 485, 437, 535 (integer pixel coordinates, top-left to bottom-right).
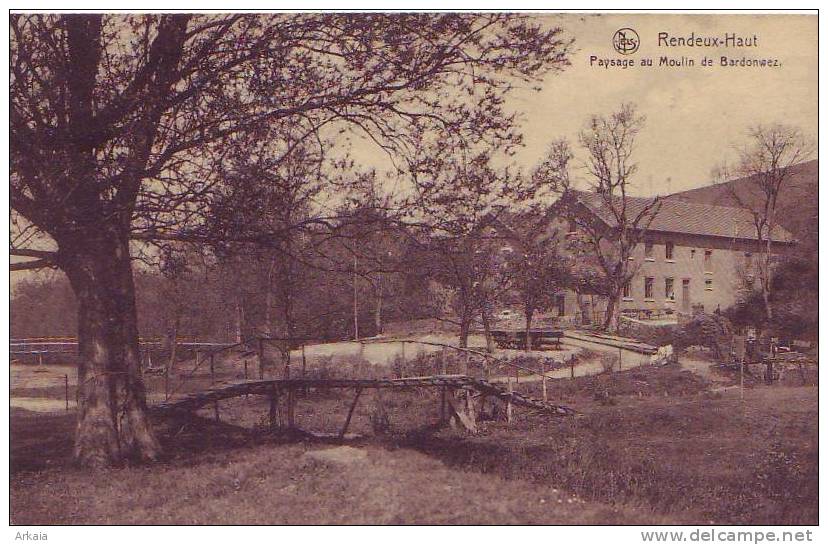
618, 317, 677, 346
673, 313, 733, 359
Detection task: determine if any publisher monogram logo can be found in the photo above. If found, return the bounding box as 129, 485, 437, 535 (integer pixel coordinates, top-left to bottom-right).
613, 28, 640, 55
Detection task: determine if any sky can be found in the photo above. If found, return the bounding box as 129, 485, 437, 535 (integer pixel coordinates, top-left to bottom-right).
353, 13, 817, 197
11, 13, 818, 283
513, 13, 817, 195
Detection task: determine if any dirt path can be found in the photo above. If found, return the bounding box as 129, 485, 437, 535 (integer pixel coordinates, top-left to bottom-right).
11, 363, 77, 389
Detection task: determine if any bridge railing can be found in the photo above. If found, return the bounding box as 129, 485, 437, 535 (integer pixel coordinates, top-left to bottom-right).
162, 336, 327, 401
12, 333, 578, 406
160, 334, 580, 405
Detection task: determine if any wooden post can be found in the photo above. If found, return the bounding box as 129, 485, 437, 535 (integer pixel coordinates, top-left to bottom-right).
541, 360, 548, 402
400, 341, 406, 378
243, 359, 249, 399
618, 347, 623, 371
258, 338, 265, 379
287, 387, 296, 428
514, 365, 519, 384
301, 343, 308, 395
301, 344, 307, 379
440, 348, 448, 424
283, 341, 291, 379
466, 389, 476, 427
506, 376, 513, 424
340, 387, 363, 438
210, 353, 219, 421
570, 354, 576, 379
440, 387, 447, 424
740, 360, 745, 402
64, 374, 69, 411
269, 386, 279, 430
445, 389, 478, 433
353, 254, 360, 340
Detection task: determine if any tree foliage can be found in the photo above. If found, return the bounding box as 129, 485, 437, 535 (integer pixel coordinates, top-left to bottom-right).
10, 13, 572, 465
536, 104, 661, 332
714, 123, 815, 321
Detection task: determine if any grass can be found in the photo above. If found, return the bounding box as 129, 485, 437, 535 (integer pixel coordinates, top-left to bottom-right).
10, 358, 818, 525
407, 369, 818, 525
11, 408, 658, 525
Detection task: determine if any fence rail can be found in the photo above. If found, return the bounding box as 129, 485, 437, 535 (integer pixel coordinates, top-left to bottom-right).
12, 334, 581, 412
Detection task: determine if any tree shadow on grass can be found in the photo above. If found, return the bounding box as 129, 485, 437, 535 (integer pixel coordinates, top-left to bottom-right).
11, 401, 395, 475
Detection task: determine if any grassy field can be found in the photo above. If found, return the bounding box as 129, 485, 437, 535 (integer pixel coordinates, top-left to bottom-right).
11, 408, 659, 525
10, 361, 818, 525
413, 378, 818, 524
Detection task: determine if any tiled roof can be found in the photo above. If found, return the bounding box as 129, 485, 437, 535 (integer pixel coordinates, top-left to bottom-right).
573, 191, 795, 243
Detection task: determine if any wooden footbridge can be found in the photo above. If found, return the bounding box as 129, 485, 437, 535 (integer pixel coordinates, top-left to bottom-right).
153, 374, 576, 436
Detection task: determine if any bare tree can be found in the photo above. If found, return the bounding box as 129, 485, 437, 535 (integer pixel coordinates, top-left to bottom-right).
715, 124, 814, 323
207, 126, 331, 343
500, 212, 571, 350
541, 104, 661, 333
406, 146, 520, 349
9, 13, 571, 466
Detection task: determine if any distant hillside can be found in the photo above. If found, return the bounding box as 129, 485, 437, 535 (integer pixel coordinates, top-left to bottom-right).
666, 160, 817, 242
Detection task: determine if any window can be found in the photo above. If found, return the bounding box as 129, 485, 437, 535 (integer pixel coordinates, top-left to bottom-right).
704, 249, 713, 271
644, 277, 654, 299
705, 279, 713, 291
555, 294, 566, 317
690, 249, 696, 259
665, 242, 674, 261
623, 281, 631, 299
644, 242, 654, 260
665, 277, 675, 300
567, 219, 577, 234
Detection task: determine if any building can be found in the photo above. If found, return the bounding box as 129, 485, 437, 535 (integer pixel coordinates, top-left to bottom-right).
556, 191, 796, 324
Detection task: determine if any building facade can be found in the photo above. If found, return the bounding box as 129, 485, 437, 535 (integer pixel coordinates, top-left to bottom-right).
553, 193, 795, 324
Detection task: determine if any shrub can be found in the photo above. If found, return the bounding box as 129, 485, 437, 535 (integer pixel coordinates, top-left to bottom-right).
673, 313, 733, 359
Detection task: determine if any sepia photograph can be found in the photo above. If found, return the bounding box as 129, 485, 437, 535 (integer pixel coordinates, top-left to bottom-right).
7, 8, 819, 533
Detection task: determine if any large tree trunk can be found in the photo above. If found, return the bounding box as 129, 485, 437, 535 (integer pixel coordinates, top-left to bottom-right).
374, 277, 384, 336
264, 257, 275, 337
575, 291, 589, 325
602, 292, 621, 333
761, 248, 774, 323
234, 301, 244, 344
481, 310, 495, 353
165, 317, 179, 374
458, 312, 472, 348
62, 231, 160, 467
114, 242, 162, 462
524, 306, 535, 352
